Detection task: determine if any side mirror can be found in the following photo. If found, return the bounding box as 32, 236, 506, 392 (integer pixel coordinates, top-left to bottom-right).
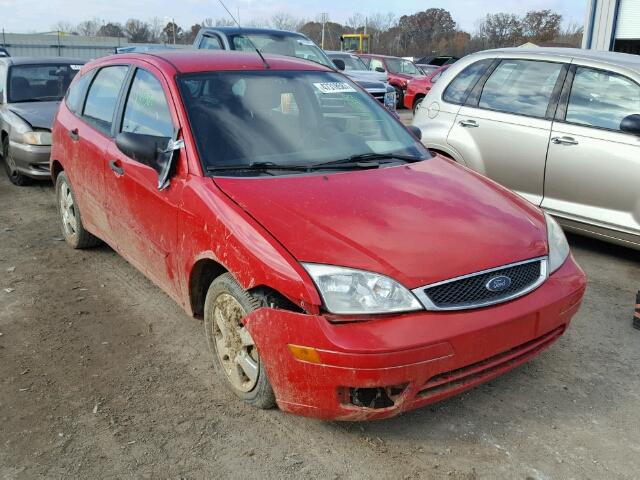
620, 114, 640, 135
407, 125, 422, 140
116, 132, 158, 165
332, 59, 346, 71
375, 67, 385, 73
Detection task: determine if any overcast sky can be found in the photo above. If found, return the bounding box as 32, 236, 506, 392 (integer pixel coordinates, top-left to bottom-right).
0, 0, 587, 33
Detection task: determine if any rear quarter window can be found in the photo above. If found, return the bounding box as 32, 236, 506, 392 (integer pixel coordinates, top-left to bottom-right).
65, 71, 92, 114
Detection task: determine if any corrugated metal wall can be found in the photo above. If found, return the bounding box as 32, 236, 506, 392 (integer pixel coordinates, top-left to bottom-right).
616, 0, 640, 39
0, 32, 185, 60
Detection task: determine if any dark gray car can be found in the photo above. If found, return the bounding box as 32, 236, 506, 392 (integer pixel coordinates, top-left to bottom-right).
0, 57, 83, 185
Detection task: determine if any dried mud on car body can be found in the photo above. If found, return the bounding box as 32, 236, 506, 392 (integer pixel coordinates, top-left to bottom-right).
1, 172, 640, 479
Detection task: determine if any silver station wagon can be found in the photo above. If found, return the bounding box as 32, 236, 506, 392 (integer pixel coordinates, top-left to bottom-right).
414, 48, 640, 250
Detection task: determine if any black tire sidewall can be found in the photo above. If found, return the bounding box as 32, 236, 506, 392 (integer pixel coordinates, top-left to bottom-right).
203, 273, 276, 409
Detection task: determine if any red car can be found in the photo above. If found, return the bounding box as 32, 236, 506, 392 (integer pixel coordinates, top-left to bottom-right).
404, 64, 451, 113
50, 50, 586, 421
358, 54, 424, 107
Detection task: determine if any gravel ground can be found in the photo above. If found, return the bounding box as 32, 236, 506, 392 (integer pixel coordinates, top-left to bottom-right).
1, 152, 639, 479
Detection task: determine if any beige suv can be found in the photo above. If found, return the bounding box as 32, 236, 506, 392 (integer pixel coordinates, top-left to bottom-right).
414, 48, 640, 250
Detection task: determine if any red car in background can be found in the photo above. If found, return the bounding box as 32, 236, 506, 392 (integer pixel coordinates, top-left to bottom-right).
50, 50, 585, 421
358, 53, 424, 107
404, 64, 451, 113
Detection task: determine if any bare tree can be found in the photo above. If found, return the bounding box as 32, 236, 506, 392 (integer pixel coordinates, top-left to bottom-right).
346, 13, 366, 31
271, 12, 302, 32
215, 18, 235, 27
202, 17, 215, 27
125, 19, 152, 43
77, 18, 101, 36
149, 17, 165, 42
52, 21, 76, 33
97, 22, 124, 38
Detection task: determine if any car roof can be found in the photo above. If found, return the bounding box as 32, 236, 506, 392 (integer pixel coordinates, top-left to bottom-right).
325, 51, 356, 56
199, 26, 309, 38
95, 49, 332, 74
484, 47, 640, 73
1, 56, 83, 66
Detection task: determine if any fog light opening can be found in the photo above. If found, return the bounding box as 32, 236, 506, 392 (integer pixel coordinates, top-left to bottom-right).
341, 384, 408, 409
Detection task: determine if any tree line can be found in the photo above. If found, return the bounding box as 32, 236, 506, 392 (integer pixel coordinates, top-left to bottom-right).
51, 8, 583, 56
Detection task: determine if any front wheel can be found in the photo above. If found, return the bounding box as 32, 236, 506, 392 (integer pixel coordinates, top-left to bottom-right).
394, 86, 404, 108
204, 273, 276, 409
2, 136, 31, 186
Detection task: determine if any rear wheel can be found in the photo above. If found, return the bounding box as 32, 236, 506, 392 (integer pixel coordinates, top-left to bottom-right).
55, 172, 100, 249
204, 273, 276, 409
2, 136, 31, 186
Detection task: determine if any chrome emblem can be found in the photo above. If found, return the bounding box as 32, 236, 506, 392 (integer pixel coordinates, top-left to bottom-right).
485, 275, 512, 292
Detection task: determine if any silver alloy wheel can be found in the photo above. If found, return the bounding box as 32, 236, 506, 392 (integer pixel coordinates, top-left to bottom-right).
211, 293, 260, 392
5, 152, 17, 174
59, 182, 78, 237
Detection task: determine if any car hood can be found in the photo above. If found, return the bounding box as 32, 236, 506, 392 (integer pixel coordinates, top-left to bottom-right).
8, 101, 60, 130
344, 69, 388, 84
214, 157, 548, 288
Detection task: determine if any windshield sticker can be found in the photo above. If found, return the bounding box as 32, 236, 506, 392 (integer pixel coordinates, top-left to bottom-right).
297, 39, 315, 46
70, 65, 82, 70
313, 82, 357, 94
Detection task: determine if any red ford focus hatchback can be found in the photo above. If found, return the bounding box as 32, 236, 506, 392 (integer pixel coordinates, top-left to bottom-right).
50, 50, 586, 420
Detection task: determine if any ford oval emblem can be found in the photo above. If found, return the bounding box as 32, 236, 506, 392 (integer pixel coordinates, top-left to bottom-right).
485, 275, 512, 292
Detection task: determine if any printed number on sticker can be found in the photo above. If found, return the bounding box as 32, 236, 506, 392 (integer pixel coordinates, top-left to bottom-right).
313, 82, 356, 94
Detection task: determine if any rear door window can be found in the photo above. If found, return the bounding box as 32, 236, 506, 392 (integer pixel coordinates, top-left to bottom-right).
121, 68, 174, 152
565, 67, 640, 131
443, 59, 493, 105
82, 66, 128, 134
478, 59, 563, 118
369, 59, 385, 72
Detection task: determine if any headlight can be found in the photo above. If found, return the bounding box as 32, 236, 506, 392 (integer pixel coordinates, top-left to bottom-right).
15, 131, 52, 146
384, 91, 396, 110
545, 213, 569, 274
302, 263, 422, 315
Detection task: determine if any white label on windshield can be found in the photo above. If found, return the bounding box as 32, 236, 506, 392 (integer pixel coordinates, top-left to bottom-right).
297, 39, 315, 46
313, 82, 356, 94
70, 64, 82, 70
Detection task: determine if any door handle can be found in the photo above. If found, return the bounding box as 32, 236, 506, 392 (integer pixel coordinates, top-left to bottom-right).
459, 119, 479, 128
68, 128, 79, 141
109, 159, 125, 176
551, 136, 579, 146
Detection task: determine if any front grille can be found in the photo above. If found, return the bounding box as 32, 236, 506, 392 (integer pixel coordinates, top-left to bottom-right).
416, 258, 545, 310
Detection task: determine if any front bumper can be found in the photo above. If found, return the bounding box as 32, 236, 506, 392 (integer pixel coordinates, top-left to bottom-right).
244, 256, 586, 420
8, 140, 51, 178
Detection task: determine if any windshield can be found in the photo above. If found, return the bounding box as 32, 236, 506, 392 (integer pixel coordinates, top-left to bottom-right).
385, 58, 421, 75
334, 55, 368, 71
178, 70, 429, 176
8, 63, 82, 103
230, 34, 334, 68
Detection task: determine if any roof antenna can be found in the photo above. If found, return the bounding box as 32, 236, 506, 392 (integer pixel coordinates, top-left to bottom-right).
217, 0, 270, 69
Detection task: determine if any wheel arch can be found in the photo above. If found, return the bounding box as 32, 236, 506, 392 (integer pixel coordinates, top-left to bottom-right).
50, 159, 64, 181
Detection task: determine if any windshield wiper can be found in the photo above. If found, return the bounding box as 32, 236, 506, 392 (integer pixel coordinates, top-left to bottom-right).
314, 153, 423, 168
206, 161, 311, 173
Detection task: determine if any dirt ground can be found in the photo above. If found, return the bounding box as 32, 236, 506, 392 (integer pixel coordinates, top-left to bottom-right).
1, 164, 640, 479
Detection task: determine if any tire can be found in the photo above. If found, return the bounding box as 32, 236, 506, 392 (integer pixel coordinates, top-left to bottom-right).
55, 172, 100, 249
204, 273, 276, 409
2, 136, 31, 186
413, 97, 424, 116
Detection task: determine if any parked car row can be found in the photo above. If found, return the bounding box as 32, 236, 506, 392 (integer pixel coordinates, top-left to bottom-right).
413, 47, 640, 250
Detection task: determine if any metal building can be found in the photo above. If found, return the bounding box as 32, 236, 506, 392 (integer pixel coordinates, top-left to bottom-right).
583, 0, 640, 54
